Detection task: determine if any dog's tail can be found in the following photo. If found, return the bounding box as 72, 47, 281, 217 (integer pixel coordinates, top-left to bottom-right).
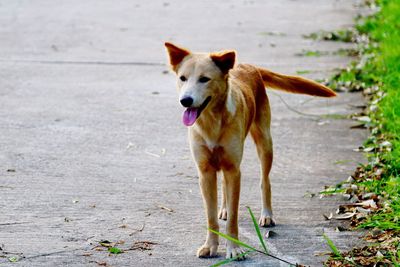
257, 67, 336, 97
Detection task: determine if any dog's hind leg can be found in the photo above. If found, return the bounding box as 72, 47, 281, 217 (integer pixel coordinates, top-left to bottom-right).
250, 94, 275, 227
251, 125, 275, 227
218, 176, 228, 220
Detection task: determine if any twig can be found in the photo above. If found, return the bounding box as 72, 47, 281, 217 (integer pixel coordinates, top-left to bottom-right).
129, 223, 145, 236
269, 91, 322, 120
158, 205, 174, 212
24, 249, 79, 260
0, 250, 24, 255
0, 221, 31, 226
145, 151, 160, 158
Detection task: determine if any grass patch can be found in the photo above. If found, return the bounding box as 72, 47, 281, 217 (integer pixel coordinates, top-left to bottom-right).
353, 0, 400, 231
322, 0, 400, 265
295, 50, 330, 57
296, 70, 312, 75
303, 29, 357, 42
258, 31, 287, 37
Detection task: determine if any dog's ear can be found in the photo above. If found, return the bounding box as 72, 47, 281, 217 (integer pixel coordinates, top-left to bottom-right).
165, 42, 191, 72
210, 50, 236, 75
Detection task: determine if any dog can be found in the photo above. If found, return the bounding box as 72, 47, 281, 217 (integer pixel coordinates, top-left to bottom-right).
164, 42, 336, 260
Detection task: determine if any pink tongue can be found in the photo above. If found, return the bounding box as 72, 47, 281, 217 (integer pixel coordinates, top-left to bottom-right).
183, 108, 199, 126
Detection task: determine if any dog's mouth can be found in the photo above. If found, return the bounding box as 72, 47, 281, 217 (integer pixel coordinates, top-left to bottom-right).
182, 96, 212, 126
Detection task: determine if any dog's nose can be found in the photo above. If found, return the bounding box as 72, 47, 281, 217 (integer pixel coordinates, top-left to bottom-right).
180, 97, 193, 107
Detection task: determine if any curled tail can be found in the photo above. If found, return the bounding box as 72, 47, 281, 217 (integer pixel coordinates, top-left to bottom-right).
257, 67, 336, 97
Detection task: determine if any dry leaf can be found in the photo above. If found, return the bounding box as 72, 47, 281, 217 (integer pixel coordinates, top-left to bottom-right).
333, 212, 356, 220
323, 213, 333, 220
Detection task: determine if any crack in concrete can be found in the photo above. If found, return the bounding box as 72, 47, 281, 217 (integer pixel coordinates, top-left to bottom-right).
0, 59, 166, 67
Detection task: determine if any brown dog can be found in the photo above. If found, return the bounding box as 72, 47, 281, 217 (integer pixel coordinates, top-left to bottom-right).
164, 42, 335, 260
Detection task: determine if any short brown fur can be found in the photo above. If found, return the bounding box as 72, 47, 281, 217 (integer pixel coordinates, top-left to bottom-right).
164, 42, 336, 260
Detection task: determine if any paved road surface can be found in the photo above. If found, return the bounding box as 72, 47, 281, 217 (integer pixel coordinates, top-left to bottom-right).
0, 1, 366, 266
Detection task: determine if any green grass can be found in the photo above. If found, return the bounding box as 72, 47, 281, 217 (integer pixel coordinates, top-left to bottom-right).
356, 0, 400, 231
327, 0, 400, 231
322, 234, 342, 259
295, 50, 329, 57
324, 1, 400, 264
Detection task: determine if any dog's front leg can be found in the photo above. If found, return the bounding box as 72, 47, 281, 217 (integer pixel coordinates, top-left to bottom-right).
223, 167, 245, 260
196, 167, 219, 258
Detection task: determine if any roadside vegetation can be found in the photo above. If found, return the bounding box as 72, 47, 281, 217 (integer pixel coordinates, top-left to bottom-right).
318, 0, 400, 265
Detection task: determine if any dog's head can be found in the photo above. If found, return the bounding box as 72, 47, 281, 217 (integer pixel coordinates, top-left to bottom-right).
165, 42, 235, 126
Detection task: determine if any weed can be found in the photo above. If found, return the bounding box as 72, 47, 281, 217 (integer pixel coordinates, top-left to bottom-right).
303, 29, 357, 42
296, 70, 311, 75
208, 207, 299, 266
295, 50, 329, 57
322, 234, 342, 259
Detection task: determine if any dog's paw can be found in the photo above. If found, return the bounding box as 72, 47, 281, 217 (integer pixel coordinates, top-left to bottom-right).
259, 209, 275, 227
218, 207, 227, 220
259, 216, 275, 227
197, 243, 218, 258
226, 244, 246, 260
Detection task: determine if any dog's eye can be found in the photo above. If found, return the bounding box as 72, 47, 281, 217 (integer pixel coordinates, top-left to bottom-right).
198, 77, 211, 83
179, 76, 187, 82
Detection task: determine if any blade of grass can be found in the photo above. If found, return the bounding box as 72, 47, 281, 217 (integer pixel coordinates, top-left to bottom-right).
210, 250, 253, 267
246, 206, 268, 254
322, 233, 341, 258
207, 228, 257, 252
209, 227, 298, 266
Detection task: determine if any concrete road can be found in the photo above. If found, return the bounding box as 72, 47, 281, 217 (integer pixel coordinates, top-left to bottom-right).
0, 1, 366, 266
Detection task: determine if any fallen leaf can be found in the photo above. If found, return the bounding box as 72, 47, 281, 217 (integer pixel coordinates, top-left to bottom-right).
350, 123, 367, 129
379, 141, 391, 147
356, 116, 371, 123
130, 241, 158, 251
333, 212, 356, 220
126, 142, 136, 149
363, 146, 375, 152
145, 151, 160, 158
323, 213, 333, 220
304, 191, 316, 198
81, 252, 92, 257
159, 206, 174, 212
108, 247, 123, 254
8, 256, 18, 262
99, 240, 115, 248
129, 223, 145, 236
